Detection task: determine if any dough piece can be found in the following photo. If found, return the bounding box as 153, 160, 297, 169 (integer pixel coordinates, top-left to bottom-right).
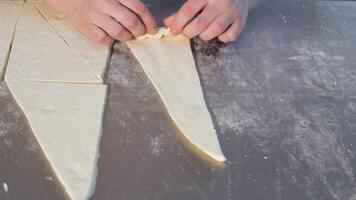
127, 28, 226, 162
6, 80, 107, 200
33, 0, 109, 82
0, 0, 24, 81
5, 0, 101, 83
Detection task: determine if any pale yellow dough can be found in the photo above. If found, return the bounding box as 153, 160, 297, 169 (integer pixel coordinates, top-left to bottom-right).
5, 0, 102, 83
4, 1, 110, 199
127, 28, 226, 162
0, 0, 24, 81
33, 0, 110, 81
7, 80, 107, 200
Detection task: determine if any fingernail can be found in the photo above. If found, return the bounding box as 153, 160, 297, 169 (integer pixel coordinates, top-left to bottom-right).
171, 28, 178, 35
150, 27, 158, 34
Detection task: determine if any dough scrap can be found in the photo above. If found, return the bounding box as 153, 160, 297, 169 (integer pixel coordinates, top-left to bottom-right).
0, 0, 24, 81
5, 0, 101, 83
6, 80, 107, 200
33, 0, 110, 81
127, 28, 226, 162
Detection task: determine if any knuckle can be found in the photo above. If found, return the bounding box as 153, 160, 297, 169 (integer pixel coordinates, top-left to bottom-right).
212, 21, 226, 32
220, 0, 232, 8
236, 12, 243, 22
93, 0, 104, 7
226, 0, 233, 5
241, 19, 246, 27
85, 11, 96, 22
101, 0, 111, 5
91, 0, 108, 11
112, 26, 124, 38
100, 0, 113, 10
236, 19, 243, 29
231, 0, 238, 8
197, 16, 209, 28
225, 6, 239, 18
87, 2, 96, 11
125, 16, 139, 29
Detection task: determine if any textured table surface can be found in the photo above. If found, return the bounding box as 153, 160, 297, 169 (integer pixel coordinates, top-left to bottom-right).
1, 1, 356, 200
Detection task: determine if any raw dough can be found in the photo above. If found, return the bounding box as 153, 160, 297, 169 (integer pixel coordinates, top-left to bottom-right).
33, 0, 110, 81
6, 80, 107, 200
0, 0, 24, 81
127, 28, 226, 162
4, 1, 110, 199
5, 0, 101, 83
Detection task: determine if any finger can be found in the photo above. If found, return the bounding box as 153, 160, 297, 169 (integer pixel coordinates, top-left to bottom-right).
182, 2, 222, 38
89, 12, 133, 41
119, 0, 158, 33
218, 19, 243, 42
163, 13, 177, 27
199, 11, 238, 41
81, 24, 113, 45
170, 0, 207, 34
100, 0, 145, 37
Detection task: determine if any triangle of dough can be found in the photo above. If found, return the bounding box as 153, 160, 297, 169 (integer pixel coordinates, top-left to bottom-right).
33, 0, 109, 81
6, 80, 107, 200
127, 29, 226, 162
5, 0, 101, 83
0, 0, 24, 81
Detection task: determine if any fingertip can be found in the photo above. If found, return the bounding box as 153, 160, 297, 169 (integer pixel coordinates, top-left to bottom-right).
199, 34, 210, 42
170, 28, 179, 35
149, 27, 158, 34
164, 13, 177, 27
163, 20, 169, 28
148, 22, 158, 34
163, 18, 171, 27
182, 29, 194, 39
121, 36, 133, 42
218, 36, 229, 43
145, 14, 159, 34
218, 31, 240, 43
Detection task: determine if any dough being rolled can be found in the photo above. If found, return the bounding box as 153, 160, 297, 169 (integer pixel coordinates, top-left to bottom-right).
127, 28, 226, 162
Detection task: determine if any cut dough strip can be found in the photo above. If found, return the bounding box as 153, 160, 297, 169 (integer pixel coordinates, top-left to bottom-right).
5, 0, 102, 83
33, 0, 110, 82
0, 0, 24, 81
4, 1, 111, 199
7, 80, 107, 200
127, 28, 226, 162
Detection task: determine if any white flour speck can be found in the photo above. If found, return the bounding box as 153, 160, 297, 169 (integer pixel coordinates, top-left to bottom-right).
3, 182, 8, 192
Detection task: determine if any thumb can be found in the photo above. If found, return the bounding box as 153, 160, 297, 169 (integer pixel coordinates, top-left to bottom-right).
163, 13, 177, 27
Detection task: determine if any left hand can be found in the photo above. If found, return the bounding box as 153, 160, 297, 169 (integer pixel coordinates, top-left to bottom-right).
164, 0, 250, 42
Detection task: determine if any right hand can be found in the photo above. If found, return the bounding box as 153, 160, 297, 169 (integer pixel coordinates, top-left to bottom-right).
66, 0, 157, 45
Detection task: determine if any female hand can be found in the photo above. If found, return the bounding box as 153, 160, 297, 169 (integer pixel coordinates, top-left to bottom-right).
50, 0, 157, 45
164, 0, 250, 42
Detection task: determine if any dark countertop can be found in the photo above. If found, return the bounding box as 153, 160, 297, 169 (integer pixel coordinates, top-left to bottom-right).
1, 1, 356, 200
